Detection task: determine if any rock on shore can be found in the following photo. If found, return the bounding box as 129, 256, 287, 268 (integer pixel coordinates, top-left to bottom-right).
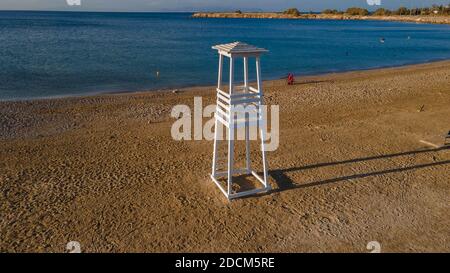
192, 12, 450, 25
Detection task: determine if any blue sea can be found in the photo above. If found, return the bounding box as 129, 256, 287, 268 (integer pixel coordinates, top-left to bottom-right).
0, 11, 450, 100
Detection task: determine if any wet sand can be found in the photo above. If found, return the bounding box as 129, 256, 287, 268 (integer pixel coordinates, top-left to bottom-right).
1, 61, 449, 252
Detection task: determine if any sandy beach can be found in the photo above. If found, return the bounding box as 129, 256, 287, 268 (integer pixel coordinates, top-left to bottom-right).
1, 61, 449, 253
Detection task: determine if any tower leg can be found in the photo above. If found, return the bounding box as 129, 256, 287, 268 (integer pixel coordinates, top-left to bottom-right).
245, 119, 251, 174
259, 119, 269, 189
211, 117, 219, 177
217, 54, 223, 89
243, 56, 251, 174
227, 124, 234, 197
227, 56, 235, 198
255, 56, 269, 189
212, 53, 223, 178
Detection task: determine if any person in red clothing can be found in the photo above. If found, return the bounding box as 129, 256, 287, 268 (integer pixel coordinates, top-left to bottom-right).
287, 73, 295, 85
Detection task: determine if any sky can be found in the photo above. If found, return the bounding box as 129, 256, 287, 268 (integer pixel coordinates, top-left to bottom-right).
0, 0, 448, 12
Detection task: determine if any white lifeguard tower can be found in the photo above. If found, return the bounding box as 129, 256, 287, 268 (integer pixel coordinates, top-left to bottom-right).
211, 42, 271, 200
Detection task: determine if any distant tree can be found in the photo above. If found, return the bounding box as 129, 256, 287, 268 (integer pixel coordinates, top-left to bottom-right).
373, 8, 392, 16
234, 10, 242, 14
283, 8, 301, 17
430, 4, 446, 15
420, 7, 431, 15
409, 8, 421, 16
395, 6, 410, 15
346, 7, 369, 16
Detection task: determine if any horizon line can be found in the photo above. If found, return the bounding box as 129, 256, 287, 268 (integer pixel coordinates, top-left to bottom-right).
0, 5, 447, 14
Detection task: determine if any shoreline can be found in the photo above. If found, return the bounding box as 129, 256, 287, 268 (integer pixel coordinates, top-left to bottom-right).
2, 58, 450, 102
192, 12, 450, 25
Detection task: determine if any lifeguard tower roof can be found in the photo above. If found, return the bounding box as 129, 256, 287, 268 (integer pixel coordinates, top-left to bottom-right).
212, 42, 268, 55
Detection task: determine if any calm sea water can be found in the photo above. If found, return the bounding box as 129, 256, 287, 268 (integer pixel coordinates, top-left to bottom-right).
1, 11, 450, 100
